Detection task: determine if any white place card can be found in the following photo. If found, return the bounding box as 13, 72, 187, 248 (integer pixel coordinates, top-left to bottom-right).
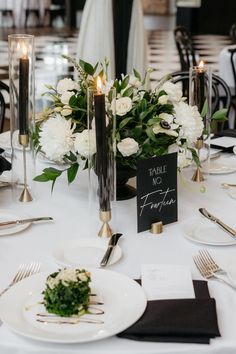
211, 136, 236, 148
141, 264, 195, 300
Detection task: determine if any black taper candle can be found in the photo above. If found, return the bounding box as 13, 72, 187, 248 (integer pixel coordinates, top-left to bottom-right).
94, 90, 110, 212
195, 61, 206, 114
19, 55, 29, 135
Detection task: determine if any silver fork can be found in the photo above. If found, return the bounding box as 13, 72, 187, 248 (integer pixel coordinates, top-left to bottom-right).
193, 255, 236, 290
0, 261, 41, 297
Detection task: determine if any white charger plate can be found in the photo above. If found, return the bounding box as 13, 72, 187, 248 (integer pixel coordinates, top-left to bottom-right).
0, 209, 31, 236
183, 218, 236, 246
0, 269, 147, 344
202, 157, 236, 175
52, 238, 122, 268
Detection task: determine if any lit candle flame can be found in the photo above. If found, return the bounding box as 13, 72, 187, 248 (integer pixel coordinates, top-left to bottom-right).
198, 60, 205, 68
97, 76, 102, 93
21, 42, 28, 59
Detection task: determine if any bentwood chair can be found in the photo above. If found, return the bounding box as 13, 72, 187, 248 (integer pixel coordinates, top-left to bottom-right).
230, 23, 236, 44
173, 26, 198, 71
170, 71, 232, 131
0, 81, 10, 133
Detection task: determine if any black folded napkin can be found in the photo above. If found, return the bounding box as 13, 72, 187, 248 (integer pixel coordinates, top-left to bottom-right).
0, 150, 11, 174
117, 280, 220, 344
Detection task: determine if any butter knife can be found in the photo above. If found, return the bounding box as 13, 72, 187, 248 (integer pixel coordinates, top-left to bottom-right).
199, 208, 236, 238
100, 233, 123, 267
0, 217, 53, 227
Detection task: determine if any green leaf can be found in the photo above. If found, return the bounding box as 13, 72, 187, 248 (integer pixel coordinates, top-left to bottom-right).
121, 75, 130, 89
79, 59, 95, 75
133, 68, 141, 81
42, 167, 63, 179
122, 87, 133, 97
212, 108, 227, 121
67, 163, 79, 184
34, 173, 51, 182
69, 95, 78, 108
119, 117, 133, 129
188, 147, 201, 167
146, 126, 156, 142
201, 100, 208, 118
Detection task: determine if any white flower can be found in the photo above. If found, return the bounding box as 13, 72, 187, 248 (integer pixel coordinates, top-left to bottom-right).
117, 138, 139, 156
168, 144, 192, 168
116, 97, 132, 116
74, 129, 96, 158
161, 81, 183, 102
158, 95, 169, 105
39, 114, 75, 162
60, 91, 74, 105
56, 78, 78, 94
174, 101, 204, 144
129, 75, 142, 88
153, 113, 179, 137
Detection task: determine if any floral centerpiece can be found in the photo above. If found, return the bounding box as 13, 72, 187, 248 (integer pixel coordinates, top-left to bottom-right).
33, 57, 226, 190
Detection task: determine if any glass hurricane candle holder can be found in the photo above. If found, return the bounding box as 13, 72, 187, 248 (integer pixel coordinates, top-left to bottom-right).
87, 84, 116, 238
189, 61, 212, 181
8, 34, 35, 202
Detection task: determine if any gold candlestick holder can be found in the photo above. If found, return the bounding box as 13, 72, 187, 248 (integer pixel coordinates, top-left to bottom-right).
192, 138, 204, 182
18, 134, 33, 202
98, 210, 112, 237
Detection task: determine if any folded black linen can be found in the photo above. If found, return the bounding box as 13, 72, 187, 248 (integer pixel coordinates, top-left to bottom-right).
117, 280, 220, 344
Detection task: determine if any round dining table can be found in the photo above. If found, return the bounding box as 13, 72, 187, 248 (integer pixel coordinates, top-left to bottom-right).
0, 154, 236, 354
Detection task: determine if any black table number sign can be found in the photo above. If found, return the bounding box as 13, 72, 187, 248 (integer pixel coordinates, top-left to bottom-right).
137, 153, 178, 233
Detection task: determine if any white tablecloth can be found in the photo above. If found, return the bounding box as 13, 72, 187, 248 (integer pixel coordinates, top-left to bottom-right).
219, 44, 236, 89
0, 157, 236, 353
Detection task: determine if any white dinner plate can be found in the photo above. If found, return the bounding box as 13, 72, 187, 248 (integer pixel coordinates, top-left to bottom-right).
52, 238, 122, 268
202, 158, 236, 175
0, 269, 147, 344
0, 209, 31, 236
183, 218, 236, 246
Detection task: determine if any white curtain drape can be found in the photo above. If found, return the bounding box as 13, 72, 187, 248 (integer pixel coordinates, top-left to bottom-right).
127, 0, 147, 77
76, 0, 115, 80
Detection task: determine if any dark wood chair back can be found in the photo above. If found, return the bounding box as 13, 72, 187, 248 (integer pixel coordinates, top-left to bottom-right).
174, 26, 197, 71
0, 81, 10, 133
169, 71, 232, 131
230, 23, 236, 44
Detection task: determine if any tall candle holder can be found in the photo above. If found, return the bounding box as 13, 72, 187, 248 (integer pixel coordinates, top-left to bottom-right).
8, 34, 35, 202
87, 83, 116, 238
189, 61, 212, 182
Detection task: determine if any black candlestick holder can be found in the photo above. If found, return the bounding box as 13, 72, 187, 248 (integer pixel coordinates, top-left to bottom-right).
8, 34, 35, 202
189, 63, 212, 182
87, 85, 116, 238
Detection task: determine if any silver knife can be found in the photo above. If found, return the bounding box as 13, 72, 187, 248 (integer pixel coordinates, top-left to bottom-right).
100, 233, 123, 267
0, 217, 53, 227
199, 208, 236, 238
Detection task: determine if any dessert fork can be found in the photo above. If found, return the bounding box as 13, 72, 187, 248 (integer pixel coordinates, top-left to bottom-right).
0, 261, 41, 297
193, 255, 236, 290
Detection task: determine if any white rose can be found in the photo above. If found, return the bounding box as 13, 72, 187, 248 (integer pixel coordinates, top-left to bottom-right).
60, 91, 74, 105
56, 78, 77, 94
158, 95, 169, 105
162, 81, 183, 102
117, 138, 139, 157
74, 129, 96, 158
116, 97, 132, 116
39, 114, 75, 162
